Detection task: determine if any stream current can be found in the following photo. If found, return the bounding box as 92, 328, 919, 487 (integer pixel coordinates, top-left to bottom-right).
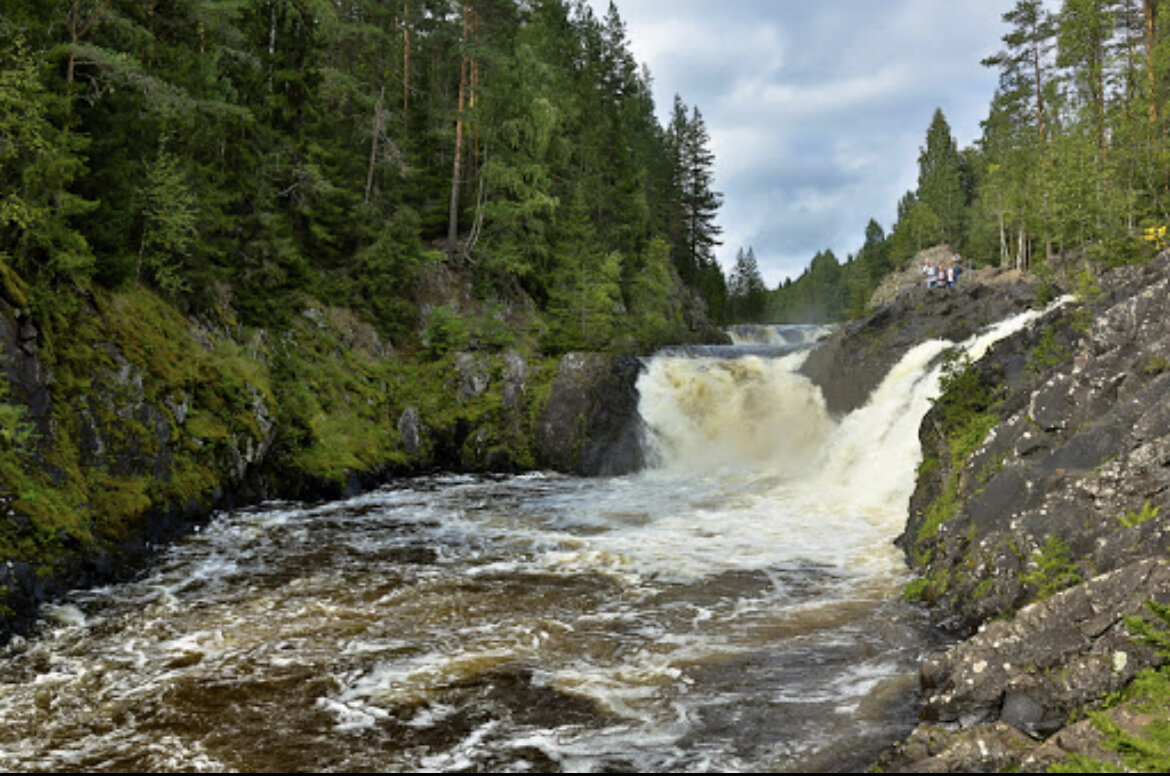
0, 315, 1046, 772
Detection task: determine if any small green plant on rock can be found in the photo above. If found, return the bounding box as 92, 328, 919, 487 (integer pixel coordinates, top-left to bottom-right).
1119, 500, 1161, 528
1021, 535, 1082, 602
1143, 356, 1170, 379
1047, 605, 1170, 773
1070, 267, 1103, 334
1026, 325, 1070, 374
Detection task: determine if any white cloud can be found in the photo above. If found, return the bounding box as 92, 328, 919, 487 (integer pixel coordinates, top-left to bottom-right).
591, 0, 1006, 286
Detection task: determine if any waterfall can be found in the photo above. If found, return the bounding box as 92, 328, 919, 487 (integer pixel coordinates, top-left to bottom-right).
636, 305, 1057, 563
0, 305, 1065, 774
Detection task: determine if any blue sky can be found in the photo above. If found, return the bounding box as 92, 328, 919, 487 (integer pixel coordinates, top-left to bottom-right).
589, 0, 1012, 286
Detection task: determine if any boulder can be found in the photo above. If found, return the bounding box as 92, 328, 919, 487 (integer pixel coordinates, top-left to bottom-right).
536, 353, 645, 475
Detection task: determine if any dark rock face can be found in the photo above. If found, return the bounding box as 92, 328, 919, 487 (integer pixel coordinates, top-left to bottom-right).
883, 253, 1170, 771
800, 270, 1040, 416
918, 559, 1170, 736
904, 255, 1170, 634
535, 353, 646, 476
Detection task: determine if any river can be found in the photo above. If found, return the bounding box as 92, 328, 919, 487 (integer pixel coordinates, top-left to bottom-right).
0, 316, 1044, 772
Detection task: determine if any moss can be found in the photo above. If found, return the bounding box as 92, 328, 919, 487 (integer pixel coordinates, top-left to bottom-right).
918, 477, 960, 542
1, 276, 566, 626
904, 568, 953, 603
184, 410, 231, 444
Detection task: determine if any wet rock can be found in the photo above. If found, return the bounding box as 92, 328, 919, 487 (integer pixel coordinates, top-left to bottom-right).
536, 352, 645, 476
883, 722, 1035, 773
919, 559, 1170, 737
455, 352, 490, 401
800, 267, 1040, 416
885, 252, 1170, 772
501, 349, 527, 411
398, 406, 423, 457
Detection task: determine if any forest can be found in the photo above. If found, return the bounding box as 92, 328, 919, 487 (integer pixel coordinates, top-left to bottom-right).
760, 0, 1170, 324
7, 1, 1169, 341
0, 0, 729, 354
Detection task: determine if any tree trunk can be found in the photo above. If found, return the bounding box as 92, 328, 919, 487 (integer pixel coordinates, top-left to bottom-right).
365, 86, 385, 205
1147, 0, 1159, 126
1031, 27, 1046, 143
446, 2, 471, 258
999, 209, 1008, 268
402, 0, 411, 131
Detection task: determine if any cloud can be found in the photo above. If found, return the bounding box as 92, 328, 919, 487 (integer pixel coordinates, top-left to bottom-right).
591, 0, 1007, 287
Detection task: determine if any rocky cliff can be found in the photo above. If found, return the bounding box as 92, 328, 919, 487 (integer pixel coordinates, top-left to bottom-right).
874, 253, 1170, 771
799, 266, 1039, 416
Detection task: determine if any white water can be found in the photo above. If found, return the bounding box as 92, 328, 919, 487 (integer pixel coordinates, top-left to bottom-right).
0, 309, 1050, 772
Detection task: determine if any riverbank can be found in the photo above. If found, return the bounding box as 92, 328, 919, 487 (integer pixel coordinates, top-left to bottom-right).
0, 269, 722, 642
822, 251, 1170, 771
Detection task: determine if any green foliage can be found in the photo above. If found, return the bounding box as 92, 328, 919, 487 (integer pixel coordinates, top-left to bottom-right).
0, 29, 95, 281
137, 148, 196, 295
1126, 600, 1170, 661
728, 246, 769, 322
1120, 500, 1162, 528
1048, 660, 1170, 772
1021, 535, 1082, 602
1027, 325, 1071, 373
917, 109, 968, 247
421, 307, 470, 360
937, 351, 997, 447
918, 478, 961, 542
1071, 267, 1103, 333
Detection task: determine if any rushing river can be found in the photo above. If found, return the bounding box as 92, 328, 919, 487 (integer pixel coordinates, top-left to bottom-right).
0, 317, 1046, 772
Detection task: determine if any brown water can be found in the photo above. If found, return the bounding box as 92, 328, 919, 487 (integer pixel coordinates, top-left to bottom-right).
1, 320, 1048, 772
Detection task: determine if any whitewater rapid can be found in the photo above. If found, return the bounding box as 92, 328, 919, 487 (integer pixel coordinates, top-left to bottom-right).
0, 309, 1052, 772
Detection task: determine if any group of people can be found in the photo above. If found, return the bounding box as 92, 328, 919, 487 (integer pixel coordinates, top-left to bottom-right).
923, 258, 962, 290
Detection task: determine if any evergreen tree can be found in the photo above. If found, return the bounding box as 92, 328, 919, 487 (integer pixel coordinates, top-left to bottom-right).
670, 96, 723, 279
0, 28, 94, 281
729, 246, 768, 322
917, 108, 968, 246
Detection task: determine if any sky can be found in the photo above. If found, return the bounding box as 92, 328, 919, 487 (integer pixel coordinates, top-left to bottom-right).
587, 0, 1013, 287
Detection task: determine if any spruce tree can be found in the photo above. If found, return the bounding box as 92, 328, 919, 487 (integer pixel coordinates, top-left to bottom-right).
917, 108, 967, 247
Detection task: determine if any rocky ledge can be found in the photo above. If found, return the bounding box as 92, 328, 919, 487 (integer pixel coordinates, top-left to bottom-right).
875, 252, 1170, 771
799, 265, 1039, 416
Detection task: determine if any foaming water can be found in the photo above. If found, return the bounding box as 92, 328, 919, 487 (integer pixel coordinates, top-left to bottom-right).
724, 323, 835, 347
0, 317, 1047, 772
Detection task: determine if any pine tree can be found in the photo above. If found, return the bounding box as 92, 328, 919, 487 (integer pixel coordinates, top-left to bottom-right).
669, 96, 723, 307
983, 0, 1059, 143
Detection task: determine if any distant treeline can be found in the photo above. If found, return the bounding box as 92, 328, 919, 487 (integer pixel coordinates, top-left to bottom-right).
0, 0, 727, 351
744, 0, 1170, 325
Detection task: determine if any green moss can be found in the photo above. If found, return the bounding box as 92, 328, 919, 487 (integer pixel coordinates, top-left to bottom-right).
904, 568, 953, 603
184, 410, 231, 444
918, 477, 960, 542
917, 455, 940, 477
